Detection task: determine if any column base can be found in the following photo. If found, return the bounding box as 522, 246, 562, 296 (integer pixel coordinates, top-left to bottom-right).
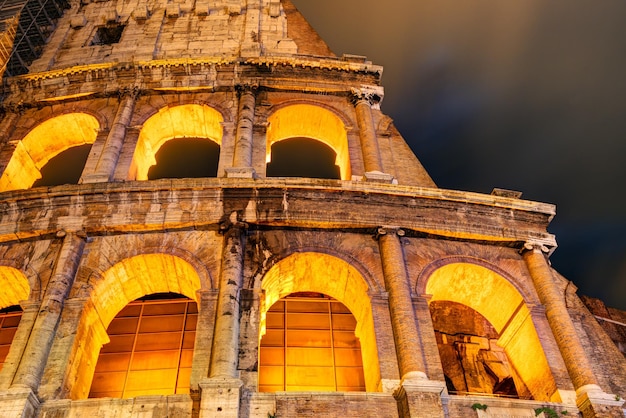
0, 386, 40, 418
364, 171, 396, 184
199, 377, 243, 418
80, 173, 111, 184
225, 167, 256, 179
394, 378, 446, 418
576, 384, 625, 418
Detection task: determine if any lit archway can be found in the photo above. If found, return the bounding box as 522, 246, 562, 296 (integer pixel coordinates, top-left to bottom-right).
0, 267, 30, 372
69, 254, 202, 399
0, 266, 30, 309
260, 292, 365, 392
131, 104, 224, 180
424, 262, 558, 401
88, 293, 197, 398
0, 113, 99, 191
260, 252, 379, 391
266, 104, 350, 180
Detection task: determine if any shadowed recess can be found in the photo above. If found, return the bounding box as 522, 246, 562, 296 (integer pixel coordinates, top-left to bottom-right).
147, 138, 220, 180
32, 144, 92, 187
266, 137, 341, 179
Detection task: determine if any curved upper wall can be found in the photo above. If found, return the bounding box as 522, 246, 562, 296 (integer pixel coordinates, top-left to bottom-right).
29, 0, 334, 74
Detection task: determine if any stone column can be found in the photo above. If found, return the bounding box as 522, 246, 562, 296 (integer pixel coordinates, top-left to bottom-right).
0, 110, 20, 175
82, 88, 138, 183
202, 218, 246, 418
190, 290, 219, 389
11, 232, 85, 391
352, 88, 390, 181
523, 244, 624, 417
226, 85, 257, 178
0, 302, 38, 390
0, 110, 19, 142
377, 227, 426, 380
209, 219, 247, 378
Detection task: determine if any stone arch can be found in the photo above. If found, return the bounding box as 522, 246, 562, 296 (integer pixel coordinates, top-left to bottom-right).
260, 252, 380, 391
130, 104, 224, 180
416, 256, 539, 304
68, 253, 203, 399
0, 266, 30, 309
260, 245, 383, 295
0, 113, 99, 191
422, 261, 558, 401
266, 104, 351, 180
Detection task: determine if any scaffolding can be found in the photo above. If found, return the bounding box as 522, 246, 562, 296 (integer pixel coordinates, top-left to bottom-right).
0, 0, 69, 77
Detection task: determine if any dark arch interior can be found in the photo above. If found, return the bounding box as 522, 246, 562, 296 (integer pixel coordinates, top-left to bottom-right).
266, 137, 341, 180
32, 144, 92, 188
147, 138, 220, 180
429, 300, 524, 399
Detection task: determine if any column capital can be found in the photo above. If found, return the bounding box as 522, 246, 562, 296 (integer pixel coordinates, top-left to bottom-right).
376, 226, 405, 239
116, 85, 141, 100
350, 87, 384, 109
521, 241, 552, 255
219, 213, 249, 236
235, 83, 259, 96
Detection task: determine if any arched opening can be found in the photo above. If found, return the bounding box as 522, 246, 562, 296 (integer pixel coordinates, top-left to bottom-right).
0, 266, 30, 373
32, 144, 92, 187
69, 254, 202, 399
425, 262, 558, 401
89, 292, 197, 398
260, 252, 380, 392
266, 137, 341, 179
431, 300, 523, 398
131, 105, 223, 180
266, 104, 351, 180
0, 113, 99, 191
147, 138, 220, 180
0, 305, 23, 372
259, 292, 365, 392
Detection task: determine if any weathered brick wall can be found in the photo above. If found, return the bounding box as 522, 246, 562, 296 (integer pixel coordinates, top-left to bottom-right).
581, 295, 626, 357
274, 392, 399, 418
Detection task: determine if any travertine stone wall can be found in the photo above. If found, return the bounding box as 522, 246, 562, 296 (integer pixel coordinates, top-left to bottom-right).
30, 0, 303, 73
0, 1, 624, 416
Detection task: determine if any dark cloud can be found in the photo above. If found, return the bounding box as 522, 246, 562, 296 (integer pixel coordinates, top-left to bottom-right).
292, 0, 626, 309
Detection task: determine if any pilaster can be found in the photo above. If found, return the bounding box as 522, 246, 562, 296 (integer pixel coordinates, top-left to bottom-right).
0, 110, 20, 177
190, 289, 219, 390
351, 88, 392, 181
376, 227, 427, 380
81, 88, 138, 183
226, 85, 257, 179
209, 215, 247, 379
10, 232, 85, 393
522, 243, 625, 417
0, 301, 38, 390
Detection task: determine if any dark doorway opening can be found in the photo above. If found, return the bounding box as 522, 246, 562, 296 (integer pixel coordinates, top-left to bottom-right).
32, 144, 92, 188
266, 137, 341, 179
147, 138, 220, 180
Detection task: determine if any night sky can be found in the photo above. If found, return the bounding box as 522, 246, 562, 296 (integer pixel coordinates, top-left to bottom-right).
291, 0, 626, 309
